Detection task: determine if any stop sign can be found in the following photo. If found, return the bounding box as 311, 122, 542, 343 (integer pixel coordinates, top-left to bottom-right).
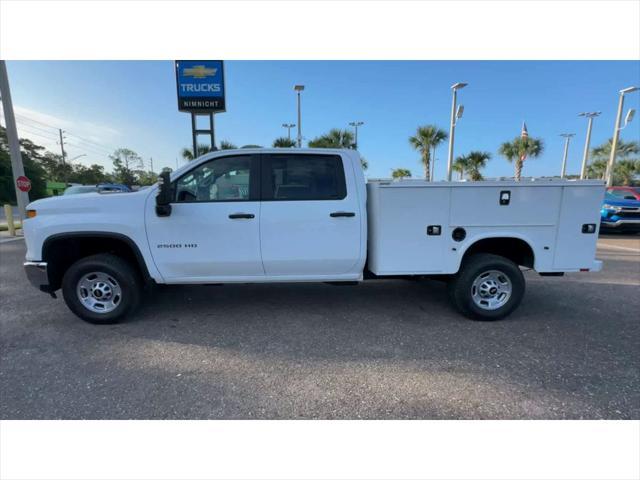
16, 175, 31, 193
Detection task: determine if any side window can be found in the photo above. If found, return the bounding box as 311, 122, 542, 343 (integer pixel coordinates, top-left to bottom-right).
175, 155, 252, 202
264, 154, 346, 201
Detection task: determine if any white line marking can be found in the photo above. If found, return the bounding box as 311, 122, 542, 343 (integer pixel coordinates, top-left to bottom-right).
598, 243, 640, 253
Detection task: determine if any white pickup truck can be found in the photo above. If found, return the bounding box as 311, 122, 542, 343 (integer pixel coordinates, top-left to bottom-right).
23, 148, 604, 324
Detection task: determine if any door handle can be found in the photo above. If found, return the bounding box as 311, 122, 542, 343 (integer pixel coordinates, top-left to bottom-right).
330, 211, 355, 218
228, 213, 255, 219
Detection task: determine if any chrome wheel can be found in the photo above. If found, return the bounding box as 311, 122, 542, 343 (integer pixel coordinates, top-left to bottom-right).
76, 271, 122, 314
471, 270, 512, 311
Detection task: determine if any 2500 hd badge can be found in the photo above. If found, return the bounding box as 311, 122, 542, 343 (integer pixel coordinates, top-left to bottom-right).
157, 243, 198, 249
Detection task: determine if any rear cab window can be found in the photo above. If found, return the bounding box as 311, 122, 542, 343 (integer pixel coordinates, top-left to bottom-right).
262, 154, 346, 201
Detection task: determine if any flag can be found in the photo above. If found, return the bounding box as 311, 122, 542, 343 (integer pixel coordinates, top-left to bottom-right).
520, 122, 528, 162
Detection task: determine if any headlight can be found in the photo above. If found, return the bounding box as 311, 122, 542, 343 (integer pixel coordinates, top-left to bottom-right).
602, 204, 621, 211
26, 209, 37, 218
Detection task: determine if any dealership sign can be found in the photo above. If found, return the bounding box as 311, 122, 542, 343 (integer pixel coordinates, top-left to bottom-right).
175, 60, 226, 113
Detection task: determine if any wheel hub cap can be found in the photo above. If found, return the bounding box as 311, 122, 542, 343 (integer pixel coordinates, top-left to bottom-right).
77, 272, 122, 313
471, 270, 512, 311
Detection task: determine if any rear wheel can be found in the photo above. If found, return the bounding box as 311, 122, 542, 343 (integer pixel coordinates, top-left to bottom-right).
62, 254, 141, 324
448, 253, 525, 320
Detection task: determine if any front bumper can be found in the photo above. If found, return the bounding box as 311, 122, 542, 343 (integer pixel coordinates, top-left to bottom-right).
601, 218, 640, 228
24, 261, 50, 292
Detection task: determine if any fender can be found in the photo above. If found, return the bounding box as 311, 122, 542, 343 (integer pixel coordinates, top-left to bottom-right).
42, 231, 155, 283
454, 231, 538, 271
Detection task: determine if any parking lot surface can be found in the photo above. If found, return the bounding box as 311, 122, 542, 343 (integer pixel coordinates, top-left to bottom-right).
1, 235, 639, 419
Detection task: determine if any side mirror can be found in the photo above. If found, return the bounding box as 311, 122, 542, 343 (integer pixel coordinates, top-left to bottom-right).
155, 170, 173, 217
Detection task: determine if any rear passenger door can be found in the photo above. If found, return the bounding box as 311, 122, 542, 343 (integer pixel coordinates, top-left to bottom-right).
259, 153, 361, 277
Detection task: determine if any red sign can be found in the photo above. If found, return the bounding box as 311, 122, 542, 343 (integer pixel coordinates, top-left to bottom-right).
16, 176, 31, 192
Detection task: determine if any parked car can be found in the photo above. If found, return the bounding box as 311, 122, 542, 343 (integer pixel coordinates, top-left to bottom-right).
63, 183, 131, 195
600, 191, 640, 232
606, 186, 640, 201
23, 148, 603, 324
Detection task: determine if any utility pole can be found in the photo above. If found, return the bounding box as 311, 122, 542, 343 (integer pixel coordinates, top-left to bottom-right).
294, 85, 304, 148
578, 112, 601, 179
149, 157, 154, 174
349, 121, 364, 149
559, 133, 575, 179
282, 123, 295, 141
446, 82, 468, 181
58, 129, 67, 165
606, 86, 639, 187
0, 60, 30, 220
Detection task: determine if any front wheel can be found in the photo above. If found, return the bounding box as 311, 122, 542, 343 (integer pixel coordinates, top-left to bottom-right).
448, 253, 525, 321
62, 254, 141, 324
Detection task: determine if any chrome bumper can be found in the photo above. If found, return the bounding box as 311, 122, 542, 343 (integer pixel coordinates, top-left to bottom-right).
601, 219, 640, 227
24, 261, 50, 291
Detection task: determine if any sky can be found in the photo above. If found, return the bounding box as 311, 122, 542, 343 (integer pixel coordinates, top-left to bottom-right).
2, 60, 639, 180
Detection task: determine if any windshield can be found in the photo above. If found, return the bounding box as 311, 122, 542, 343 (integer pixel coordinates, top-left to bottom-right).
64, 186, 99, 195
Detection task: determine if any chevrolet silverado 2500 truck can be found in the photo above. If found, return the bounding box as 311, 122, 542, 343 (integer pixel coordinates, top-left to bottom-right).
23, 148, 604, 324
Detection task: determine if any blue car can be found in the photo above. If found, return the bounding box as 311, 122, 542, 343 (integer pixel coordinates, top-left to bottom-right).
600, 192, 640, 233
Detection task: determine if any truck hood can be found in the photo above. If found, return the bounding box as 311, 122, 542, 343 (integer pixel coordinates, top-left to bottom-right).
27, 189, 153, 214
602, 197, 640, 208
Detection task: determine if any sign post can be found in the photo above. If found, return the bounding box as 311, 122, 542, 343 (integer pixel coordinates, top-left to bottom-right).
0, 60, 30, 220
175, 60, 226, 157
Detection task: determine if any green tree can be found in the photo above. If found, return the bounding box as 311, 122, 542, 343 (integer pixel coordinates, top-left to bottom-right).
454, 151, 491, 181
135, 170, 158, 186
587, 158, 608, 180
613, 159, 640, 186
308, 128, 354, 149
498, 136, 544, 181
452, 156, 469, 180
219, 140, 237, 150
273, 137, 296, 148
391, 168, 412, 179
591, 138, 639, 161
0, 126, 48, 203
181, 144, 213, 161
408, 125, 448, 180
241, 144, 262, 149
70, 164, 112, 185
110, 148, 143, 186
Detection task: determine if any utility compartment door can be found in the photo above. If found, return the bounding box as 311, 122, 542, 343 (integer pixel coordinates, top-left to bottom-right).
259, 153, 361, 277
367, 184, 450, 274
553, 185, 604, 271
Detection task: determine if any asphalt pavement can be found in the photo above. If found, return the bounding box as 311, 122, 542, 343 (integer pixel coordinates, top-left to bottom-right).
1, 235, 639, 419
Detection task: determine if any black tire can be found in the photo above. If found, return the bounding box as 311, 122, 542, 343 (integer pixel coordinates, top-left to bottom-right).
62, 253, 142, 324
447, 253, 525, 321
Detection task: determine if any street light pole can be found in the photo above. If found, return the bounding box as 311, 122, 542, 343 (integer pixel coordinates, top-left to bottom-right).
294, 85, 304, 148
0, 60, 29, 220
282, 123, 295, 141
578, 112, 600, 179
606, 86, 639, 186
559, 133, 575, 179
349, 121, 364, 149
446, 82, 467, 181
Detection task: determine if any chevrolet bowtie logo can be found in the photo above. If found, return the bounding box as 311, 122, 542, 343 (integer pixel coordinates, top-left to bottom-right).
183, 65, 217, 78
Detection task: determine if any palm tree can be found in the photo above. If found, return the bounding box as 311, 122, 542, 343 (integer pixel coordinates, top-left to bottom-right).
219, 140, 237, 150
452, 156, 470, 180
308, 128, 355, 148
408, 125, 448, 180
391, 168, 412, 179
273, 137, 296, 148
591, 138, 639, 161
587, 158, 608, 180
181, 144, 213, 161
614, 159, 640, 186
456, 151, 491, 181
498, 136, 544, 181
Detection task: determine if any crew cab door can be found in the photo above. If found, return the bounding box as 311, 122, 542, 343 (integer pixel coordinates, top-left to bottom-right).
259, 152, 362, 278
145, 154, 264, 281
